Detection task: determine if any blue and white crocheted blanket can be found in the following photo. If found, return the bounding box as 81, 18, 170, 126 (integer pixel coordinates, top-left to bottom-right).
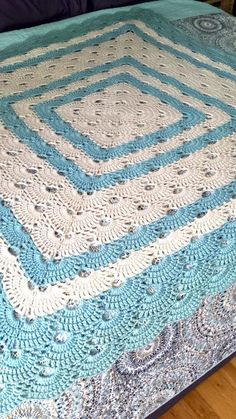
0, 6, 236, 416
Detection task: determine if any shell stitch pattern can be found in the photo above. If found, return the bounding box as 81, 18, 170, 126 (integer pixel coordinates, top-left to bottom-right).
3, 284, 236, 419
0, 6, 236, 416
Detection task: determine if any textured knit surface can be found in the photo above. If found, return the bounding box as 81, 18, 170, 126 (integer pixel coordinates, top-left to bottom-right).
0, 5, 236, 416
3, 284, 235, 419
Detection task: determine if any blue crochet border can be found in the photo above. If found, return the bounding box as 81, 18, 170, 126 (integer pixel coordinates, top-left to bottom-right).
1, 12, 236, 73
1, 220, 235, 413
0, 180, 235, 286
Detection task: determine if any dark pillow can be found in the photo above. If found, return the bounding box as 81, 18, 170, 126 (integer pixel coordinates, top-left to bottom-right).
91, 0, 153, 11
0, 0, 89, 32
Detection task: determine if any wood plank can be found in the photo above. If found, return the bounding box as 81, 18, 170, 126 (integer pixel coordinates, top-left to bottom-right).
183, 390, 220, 419
197, 368, 236, 418
230, 358, 236, 369
222, 362, 236, 391
161, 398, 198, 419
162, 390, 220, 419
160, 358, 236, 419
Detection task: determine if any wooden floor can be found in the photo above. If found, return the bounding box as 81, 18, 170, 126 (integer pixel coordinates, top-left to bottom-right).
160, 358, 236, 419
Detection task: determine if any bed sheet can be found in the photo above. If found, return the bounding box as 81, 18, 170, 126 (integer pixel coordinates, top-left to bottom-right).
174, 11, 236, 56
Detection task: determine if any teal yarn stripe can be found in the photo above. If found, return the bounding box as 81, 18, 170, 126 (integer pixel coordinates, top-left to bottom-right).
1, 11, 236, 74
1, 219, 235, 409
0, 180, 235, 285
36, 72, 204, 160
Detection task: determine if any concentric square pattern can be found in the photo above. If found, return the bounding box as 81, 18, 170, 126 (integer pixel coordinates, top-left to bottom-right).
56, 83, 181, 148
0, 10, 236, 416
0, 13, 235, 304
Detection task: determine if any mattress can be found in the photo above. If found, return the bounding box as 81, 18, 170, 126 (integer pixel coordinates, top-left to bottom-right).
0, 1, 235, 418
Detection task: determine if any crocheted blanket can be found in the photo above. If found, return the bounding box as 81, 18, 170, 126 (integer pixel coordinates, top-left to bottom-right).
0, 7, 236, 416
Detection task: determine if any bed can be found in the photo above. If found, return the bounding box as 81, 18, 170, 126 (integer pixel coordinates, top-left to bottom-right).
0, 1, 235, 418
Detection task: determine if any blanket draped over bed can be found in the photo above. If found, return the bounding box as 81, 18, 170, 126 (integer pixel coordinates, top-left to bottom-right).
0, 6, 236, 418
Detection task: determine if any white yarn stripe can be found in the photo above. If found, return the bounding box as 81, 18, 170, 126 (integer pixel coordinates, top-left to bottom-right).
0, 15, 235, 321
0, 132, 235, 259
1, 30, 235, 107
2, 199, 235, 318
0, 21, 126, 66
12, 65, 231, 176
56, 83, 181, 148
1, 18, 235, 77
